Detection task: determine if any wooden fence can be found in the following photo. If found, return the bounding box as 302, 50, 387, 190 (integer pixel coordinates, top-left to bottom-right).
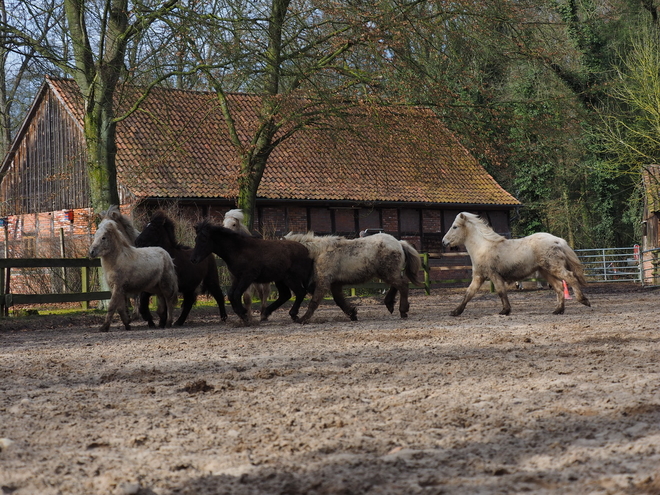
0, 253, 474, 316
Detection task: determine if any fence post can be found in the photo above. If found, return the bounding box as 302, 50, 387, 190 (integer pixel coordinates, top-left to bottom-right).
81, 265, 89, 310
0, 266, 5, 316
421, 253, 431, 295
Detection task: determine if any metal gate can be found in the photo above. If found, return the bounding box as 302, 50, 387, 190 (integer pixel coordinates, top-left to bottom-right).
575, 246, 641, 283
574, 245, 660, 286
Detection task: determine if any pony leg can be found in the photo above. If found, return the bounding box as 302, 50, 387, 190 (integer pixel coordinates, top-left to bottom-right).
288, 283, 308, 322
206, 283, 228, 322
259, 283, 271, 321
100, 291, 124, 332
139, 292, 156, 328
396, 283, 410, 318
166, 292, 177, 327
297, 282, 329, 324
330, 282, 357, 321
541, 272, 568, 314
384, 287, 397, 314
451, 274, 486, 316
554, 270, 592, 309
490, 275, 512, 315
155, 295, 167, 328
242, 290, 253, 323
175, 292, 197, 326
262, 281, 292, 321
228, 280, 252, 323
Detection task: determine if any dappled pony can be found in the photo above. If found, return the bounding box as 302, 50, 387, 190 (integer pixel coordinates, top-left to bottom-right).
135, 210, 228, 326
89, 219, 178, 332
442, 212, 591, 316
190, 221, 314, 324
222, 209, 271, 322
285, 232, 423, 323
99, 205, 142, 317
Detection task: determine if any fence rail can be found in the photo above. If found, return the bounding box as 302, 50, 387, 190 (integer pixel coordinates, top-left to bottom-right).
3, 247, 659, 315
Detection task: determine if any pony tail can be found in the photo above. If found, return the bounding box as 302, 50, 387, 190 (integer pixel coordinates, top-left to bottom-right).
563, 246, 588, 286
401, 241, 423, 285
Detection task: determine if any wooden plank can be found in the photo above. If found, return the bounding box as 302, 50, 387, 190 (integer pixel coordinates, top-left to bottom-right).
0, 258, 102, 269
5, 291, 111, 306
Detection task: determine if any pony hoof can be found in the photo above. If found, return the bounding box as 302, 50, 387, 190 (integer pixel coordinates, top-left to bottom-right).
450, 309, 463, 317
553, 308, 565, 315
124, 324, 132, 331
581, 298, 591, 307
400, 312, 408, 319
99, 326, 110, 333
499, 309, 511, 316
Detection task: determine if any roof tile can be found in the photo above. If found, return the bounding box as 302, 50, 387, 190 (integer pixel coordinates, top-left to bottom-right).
48, 78, 519, 206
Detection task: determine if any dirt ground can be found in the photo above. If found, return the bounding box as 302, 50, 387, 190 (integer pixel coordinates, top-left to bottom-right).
1, 283, 660, 495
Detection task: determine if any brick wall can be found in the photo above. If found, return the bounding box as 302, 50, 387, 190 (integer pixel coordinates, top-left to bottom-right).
382, 208, 398, 233
287, 207, 307, 233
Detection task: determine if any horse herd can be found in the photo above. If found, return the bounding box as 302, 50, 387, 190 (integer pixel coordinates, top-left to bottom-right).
88, 208, 591, 333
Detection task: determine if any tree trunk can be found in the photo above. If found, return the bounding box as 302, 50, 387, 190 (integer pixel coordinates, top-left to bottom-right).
237, 151, 271, 232
83, 101, 120, 211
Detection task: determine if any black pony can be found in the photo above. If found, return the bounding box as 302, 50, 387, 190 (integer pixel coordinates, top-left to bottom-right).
190, 220, 314, 324
135, 211, 228, 326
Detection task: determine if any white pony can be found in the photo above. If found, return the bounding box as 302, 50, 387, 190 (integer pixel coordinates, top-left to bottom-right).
222, 209, 271, 321
99, 205, 142, 317
442, 212, 591, 315
285, 231, 422, 323
89, 219, 179, 332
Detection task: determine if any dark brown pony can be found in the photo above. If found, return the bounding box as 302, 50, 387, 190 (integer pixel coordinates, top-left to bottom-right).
190, 220, 314, 324
135, 211, 228, 326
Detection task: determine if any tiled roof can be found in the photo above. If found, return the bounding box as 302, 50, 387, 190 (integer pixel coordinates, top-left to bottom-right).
48, 77, 519, 206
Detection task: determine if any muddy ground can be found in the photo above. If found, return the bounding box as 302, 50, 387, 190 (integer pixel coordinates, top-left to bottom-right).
1, 283, 659, 495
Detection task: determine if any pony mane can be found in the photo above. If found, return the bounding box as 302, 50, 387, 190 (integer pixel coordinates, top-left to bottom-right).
461, 212, 503, 242
102, 205, 140, 243
196, 219, 238, 237
151, 210, 189, 249
284, 231, 343, 258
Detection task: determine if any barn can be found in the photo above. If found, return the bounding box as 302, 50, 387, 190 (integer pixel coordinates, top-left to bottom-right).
0, 77, 519, 259
641, 164, 660, 284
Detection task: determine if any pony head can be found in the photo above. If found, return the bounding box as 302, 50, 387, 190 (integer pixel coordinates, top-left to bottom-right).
443, 212, 500, 248
442, 212, 475, 248
135, 210, 178, 249
223, 209, 251, 236
89, 219, 130, 258
190, 220, 215, 263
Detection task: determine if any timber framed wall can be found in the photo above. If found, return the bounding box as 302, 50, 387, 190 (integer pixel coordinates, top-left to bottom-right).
0, 87, 88, 217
